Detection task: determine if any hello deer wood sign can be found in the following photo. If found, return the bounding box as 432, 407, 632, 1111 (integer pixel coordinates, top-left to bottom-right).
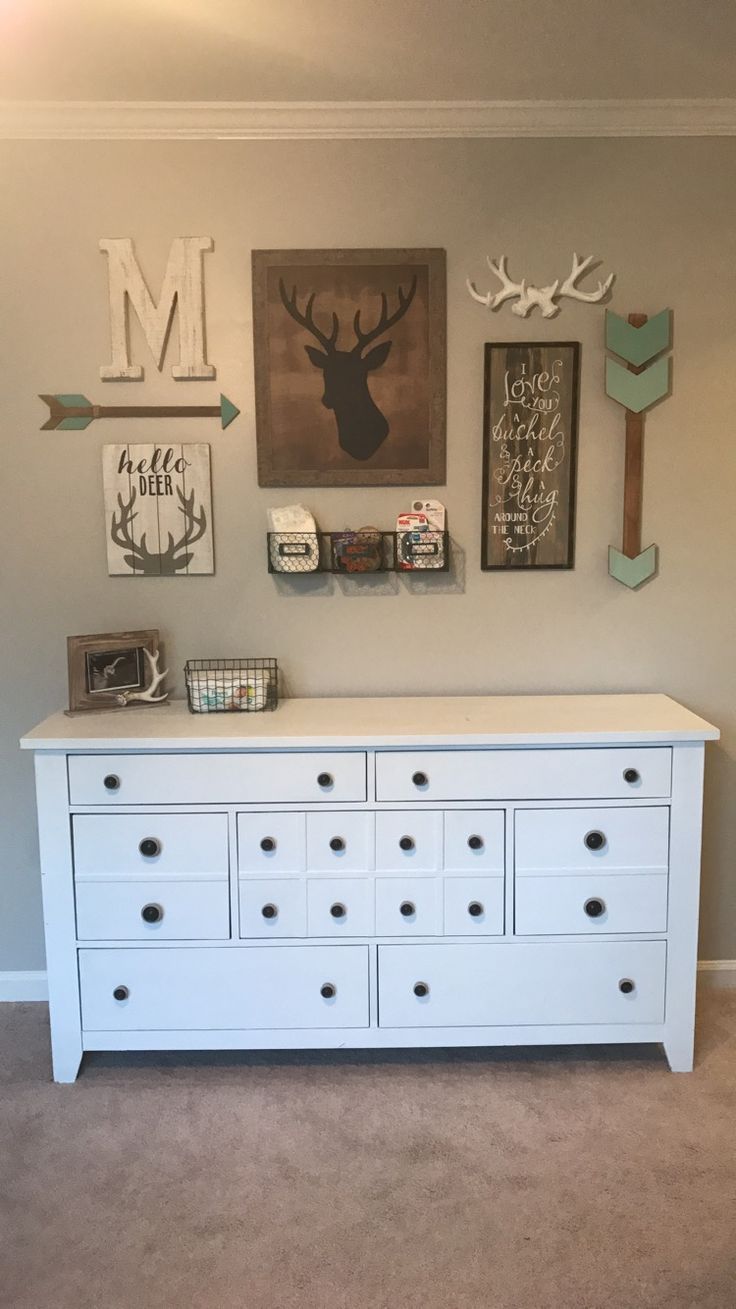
102, 443, 214, 576
252, 249, 446, 487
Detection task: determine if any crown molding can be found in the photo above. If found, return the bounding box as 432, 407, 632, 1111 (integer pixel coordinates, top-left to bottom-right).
1, 98, 736, 141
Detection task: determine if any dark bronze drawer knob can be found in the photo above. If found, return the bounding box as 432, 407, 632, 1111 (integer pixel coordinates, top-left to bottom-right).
261, 903, 278, 920
329, 836, 346, 852
103, 774, 121, 791
139, 837, 162, 858
584, 830, 606, 852
412, 771, 428, 787
113, 985, 129, 1001
468, 901, 484, 917
400, 900, 416, 917
141, 903, 163, 924
619, 978, 635, 994
260, 837, 276, 853
399, 836, 415, 852
320, 983, 336, 999
467, 835, 484, 851
623, 768, 641, 784
317, 772, 334, 789
584, 897, 606, 919
330, 902, 347, 919
413, 982, 429, 998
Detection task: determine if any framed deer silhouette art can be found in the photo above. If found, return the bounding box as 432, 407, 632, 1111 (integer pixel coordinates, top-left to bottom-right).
102, 443, 214, 575
252, 249, 446, 487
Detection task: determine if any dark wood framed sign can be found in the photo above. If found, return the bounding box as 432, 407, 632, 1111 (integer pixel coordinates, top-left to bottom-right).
481, 342, 580, 569
252, 248, 446, 487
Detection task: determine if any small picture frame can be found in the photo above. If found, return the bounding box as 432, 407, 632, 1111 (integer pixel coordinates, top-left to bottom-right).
67, 630, 159, 712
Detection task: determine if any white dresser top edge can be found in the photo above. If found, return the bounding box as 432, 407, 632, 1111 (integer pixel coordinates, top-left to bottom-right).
20, 693, 719, 751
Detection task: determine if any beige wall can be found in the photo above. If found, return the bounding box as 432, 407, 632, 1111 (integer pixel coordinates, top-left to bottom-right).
1, 136, 734, 971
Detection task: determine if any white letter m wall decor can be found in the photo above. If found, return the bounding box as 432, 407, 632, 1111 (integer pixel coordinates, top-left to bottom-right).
99, 237, 215, 381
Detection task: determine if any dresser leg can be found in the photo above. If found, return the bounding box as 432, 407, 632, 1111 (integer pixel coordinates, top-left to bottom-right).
663, 1032, 695, 1073
51, 1042, 83, 1084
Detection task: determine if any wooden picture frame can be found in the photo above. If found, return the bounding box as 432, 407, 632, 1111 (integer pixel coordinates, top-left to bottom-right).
481, 342, 580, 570
252, 248, 446, 487
67, 630, 159, 712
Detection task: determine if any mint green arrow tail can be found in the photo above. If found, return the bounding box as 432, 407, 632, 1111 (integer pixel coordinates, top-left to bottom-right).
606, 309, 671, 366
39, 394, 93, 430
605, 357, 670, 413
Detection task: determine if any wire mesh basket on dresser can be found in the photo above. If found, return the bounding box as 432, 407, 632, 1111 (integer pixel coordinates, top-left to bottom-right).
184, 658, 279, 713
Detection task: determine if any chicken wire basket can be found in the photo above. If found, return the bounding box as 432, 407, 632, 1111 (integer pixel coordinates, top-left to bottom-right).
184, 658, 279, 713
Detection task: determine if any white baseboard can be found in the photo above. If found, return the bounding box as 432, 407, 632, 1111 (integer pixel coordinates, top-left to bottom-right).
0, 962, 734, 1002
0, 971, 49, 1001
698, 960, 736, 988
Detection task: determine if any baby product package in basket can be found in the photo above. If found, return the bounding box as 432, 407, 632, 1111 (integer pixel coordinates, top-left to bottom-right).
185, 659, 278, 713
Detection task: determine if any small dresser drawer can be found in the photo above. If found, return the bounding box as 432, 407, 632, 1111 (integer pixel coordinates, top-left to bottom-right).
238, 813, 306, 874
376, 748, 671, 801
239, 879, 307, 938
515, 873, 668, 936
306, 812, 374, 873
76, 879, 230, 941
69, 751, 367, 805
375, 811, 443, 872
444, 811, 504, 873
79, 945, 370, 1031
73, 814, 228, 879
307, 879, 374, 936
443, 877, 504, 935
515, 807, 669, 874
375, 877, 441, 935
377, 941, 666, 1027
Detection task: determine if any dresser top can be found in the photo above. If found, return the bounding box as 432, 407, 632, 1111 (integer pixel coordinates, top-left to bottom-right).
20, 693, 718, 751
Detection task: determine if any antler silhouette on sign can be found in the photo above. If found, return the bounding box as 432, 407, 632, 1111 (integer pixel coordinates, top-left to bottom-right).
110, 486, 208, 575
467, 253, 615, 318
279, 276, 418, 461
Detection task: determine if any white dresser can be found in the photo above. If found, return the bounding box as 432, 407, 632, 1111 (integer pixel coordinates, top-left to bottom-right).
21, 694, 718, 1081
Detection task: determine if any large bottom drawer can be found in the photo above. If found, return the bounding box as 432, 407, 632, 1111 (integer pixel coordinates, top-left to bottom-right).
377, 941, 666, 1028
79, 946, 369, 1031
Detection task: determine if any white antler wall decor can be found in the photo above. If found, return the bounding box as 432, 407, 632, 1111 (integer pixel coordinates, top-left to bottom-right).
116, 648, 169, 706
467, 253, 615, 319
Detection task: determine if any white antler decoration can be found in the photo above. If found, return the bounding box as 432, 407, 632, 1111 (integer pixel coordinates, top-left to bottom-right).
116, 648, 169, 706
467, 252, 614, 318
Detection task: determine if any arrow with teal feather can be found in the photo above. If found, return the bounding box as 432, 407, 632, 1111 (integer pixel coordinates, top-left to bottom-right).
39, 392, 240, 431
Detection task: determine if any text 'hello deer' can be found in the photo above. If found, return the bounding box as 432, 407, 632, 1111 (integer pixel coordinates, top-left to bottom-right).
279, 275, 418, 461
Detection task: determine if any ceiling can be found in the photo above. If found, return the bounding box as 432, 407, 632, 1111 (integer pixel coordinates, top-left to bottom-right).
2, 0, 735, 103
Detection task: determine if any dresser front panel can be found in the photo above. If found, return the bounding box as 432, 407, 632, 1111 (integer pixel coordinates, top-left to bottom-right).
75, 878, 231, 942
515, 873, 669, 936
73, 813, 229, 879
515, 807, 670, 875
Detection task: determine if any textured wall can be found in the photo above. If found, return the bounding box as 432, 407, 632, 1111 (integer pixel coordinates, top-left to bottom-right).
1, 136, 734, 970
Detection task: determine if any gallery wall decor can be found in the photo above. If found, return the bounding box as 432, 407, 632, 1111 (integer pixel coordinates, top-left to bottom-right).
102, 443, 214, 576
39, 392, 239, 431
99, 237, 215, 381
467, 253, 615, 318
481, 342, 580, 570
252, 248, 446, 487
66, 629, 164, 713
605, 309, 673, 589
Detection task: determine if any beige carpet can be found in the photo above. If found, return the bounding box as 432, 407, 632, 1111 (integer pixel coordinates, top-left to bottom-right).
1, 995, 735, 1309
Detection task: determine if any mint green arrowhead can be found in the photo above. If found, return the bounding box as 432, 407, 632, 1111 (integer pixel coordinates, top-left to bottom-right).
220, 394, 240, 429
606, 309, 672, 366
605, 357, 670, 413
609, 544, 658, 589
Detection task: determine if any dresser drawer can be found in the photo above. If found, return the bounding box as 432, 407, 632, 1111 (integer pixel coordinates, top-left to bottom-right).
515, 807, 669, 874
375, 811, 443, 872
306, 812, 374, 873
307, 879, 374, 936
238, 813, 306, 874
375, 877, 441, 936
444, 811, 505, 873
69, 751, 367, 805
239, 879, 307, 938
73, 814, 229, 879
515, 874, 668, 936
443, 877, 504, 935
376, 748, 671, 801
79, 945, 370, 1030
75, 879, 230, 941
377, 941, 666, 1027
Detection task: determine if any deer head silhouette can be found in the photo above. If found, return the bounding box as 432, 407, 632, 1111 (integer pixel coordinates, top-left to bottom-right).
279, 275, 418, 461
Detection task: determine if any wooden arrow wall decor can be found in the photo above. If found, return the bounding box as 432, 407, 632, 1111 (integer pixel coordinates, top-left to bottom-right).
605, 308, 672, 589
39, 393, 240, 431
